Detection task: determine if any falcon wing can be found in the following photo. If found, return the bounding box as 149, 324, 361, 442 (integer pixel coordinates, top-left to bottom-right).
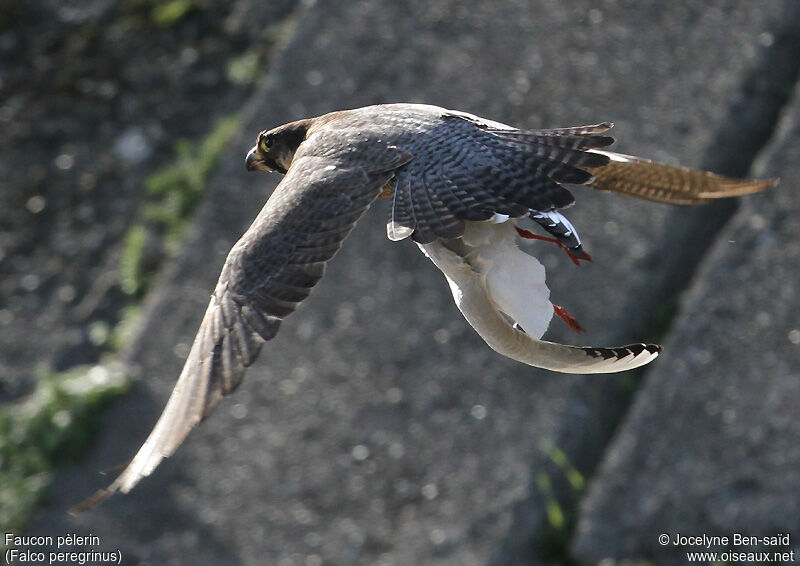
73, 149, 411, 512
585, 151, 778, 205
388, 117, 775, 243
389, 117, 615, 243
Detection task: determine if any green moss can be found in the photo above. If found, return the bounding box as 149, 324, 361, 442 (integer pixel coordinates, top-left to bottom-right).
533, 469, 574, 561
535, 472, 565, 531
120, 224, 148, 296
226, 11, 301, 86
88, 320, 111, 347
227, 51, 263, 86
108, 305, 143, 352
540, 440, 585, 492
0, 363, 131, 537
144, 115, 240, 221
1, 281, 144, 537
532, 442, 591, 562
4, 100, 240, 546
121, 115, 240, 296
118, 0, 195, 28
151, 0, 196, 26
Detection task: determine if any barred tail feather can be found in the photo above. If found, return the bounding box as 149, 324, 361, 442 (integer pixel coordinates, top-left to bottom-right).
586, 151, 777, 204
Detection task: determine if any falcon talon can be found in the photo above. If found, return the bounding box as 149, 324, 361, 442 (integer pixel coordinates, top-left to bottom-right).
77, 103, 776, 510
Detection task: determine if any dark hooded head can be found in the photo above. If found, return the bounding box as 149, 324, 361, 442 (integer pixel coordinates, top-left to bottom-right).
245, 119, 310, 174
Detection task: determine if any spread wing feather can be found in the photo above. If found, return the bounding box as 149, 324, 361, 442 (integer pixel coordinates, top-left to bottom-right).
386, 116, 775, 243
73, 148, 411, 513
389, 115, 614, 243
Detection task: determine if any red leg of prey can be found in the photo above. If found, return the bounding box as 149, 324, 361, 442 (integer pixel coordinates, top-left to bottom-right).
553, 305, 585, 334
515, 227, 592, 266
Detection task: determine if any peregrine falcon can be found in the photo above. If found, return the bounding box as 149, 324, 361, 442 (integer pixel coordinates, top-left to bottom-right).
75, 103, 775, 510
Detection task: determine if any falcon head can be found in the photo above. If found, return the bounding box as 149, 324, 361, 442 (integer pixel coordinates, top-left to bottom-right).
245, 119, 310, 174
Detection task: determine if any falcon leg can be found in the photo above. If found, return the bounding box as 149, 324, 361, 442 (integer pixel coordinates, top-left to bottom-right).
378, 178, 395, 199
553, 304, 585, 334
515, 227, 592, 266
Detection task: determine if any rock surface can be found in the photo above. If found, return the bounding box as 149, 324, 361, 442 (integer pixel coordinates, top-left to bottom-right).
21, 1, 793, 565
572, 84, 800, 565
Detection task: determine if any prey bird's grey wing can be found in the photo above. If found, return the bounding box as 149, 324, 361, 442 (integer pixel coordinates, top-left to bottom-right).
585, 151, 778, 204
72, 142, 411, 513
388, 115, 615, 243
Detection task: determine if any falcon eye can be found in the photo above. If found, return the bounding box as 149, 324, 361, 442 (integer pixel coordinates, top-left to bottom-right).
259, 135, 274, 152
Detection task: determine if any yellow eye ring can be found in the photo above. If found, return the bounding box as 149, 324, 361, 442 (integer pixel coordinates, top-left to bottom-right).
259, 135, 274, 152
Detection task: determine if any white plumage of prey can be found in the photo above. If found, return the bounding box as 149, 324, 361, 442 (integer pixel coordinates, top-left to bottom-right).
419, 217, 659, 374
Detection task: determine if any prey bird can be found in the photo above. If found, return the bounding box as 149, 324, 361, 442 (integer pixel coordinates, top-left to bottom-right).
74, 103, 775, 511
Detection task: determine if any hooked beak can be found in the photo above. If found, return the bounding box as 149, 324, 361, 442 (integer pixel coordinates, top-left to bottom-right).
245, 146, 270, 172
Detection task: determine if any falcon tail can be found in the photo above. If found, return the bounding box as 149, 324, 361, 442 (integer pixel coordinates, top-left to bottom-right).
418, 221, 661, 374
586, 150, 778, 205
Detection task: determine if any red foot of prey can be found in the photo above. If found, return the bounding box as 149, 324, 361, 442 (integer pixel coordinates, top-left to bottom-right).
515, 227, 592, 266
553, 305, 585, 334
